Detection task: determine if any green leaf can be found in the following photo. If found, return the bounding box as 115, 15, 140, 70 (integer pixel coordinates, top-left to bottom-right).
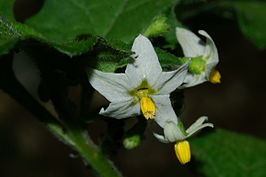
25, 0, 177, 42
155, 47, 182, 70
0, 17, 132, 73
0, 17, 98, 56
90, 38, 133, 72
95, 57, 132, 72
191, 128, 266, 177
0, 16, 132, 62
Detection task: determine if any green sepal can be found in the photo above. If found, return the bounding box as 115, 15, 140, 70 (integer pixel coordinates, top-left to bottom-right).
189, 57, 206, 75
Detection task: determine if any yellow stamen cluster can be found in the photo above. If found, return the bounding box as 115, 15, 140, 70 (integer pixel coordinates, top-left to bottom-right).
174, 140, 191, 165
137, 89, 156, 119
209, 69, 221, 84
140, 97, 156, 119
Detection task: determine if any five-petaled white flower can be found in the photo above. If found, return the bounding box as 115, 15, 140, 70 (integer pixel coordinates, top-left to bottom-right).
89, 34, 188, 128
176, 27, 221, 88
154, 116, 213, 164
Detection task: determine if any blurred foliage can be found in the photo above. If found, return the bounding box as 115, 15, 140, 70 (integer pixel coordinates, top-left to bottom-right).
177, 1, 266, 49
192, 129, 266, 177
0, 0, 15, 20
162, 6, 183, 49
233, 1, 266, 49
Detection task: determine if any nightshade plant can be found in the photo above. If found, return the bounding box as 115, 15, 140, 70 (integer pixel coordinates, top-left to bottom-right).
1, 0, 266, 177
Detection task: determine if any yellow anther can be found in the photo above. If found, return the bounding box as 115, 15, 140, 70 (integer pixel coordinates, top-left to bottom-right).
174, 140, 191, 165
140, 97, 156, 119
209, 69, 221, 84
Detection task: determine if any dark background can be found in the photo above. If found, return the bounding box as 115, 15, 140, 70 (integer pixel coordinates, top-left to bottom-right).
0, 0, 266, 177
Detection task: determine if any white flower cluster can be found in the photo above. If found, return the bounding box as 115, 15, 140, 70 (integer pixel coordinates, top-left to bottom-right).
88, 27, 220, 164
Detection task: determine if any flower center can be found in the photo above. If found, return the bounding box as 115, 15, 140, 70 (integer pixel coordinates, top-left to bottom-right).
128, 80, 157, 119
174, 140, 191, 165
179, 57, 206, 75
209, 69, 221, 84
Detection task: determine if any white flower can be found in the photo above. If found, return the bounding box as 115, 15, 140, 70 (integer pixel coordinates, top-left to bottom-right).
89, 34, 188, 128
176, 27, 221, 88
154, 116, 213, 143
154, 116, 213, 164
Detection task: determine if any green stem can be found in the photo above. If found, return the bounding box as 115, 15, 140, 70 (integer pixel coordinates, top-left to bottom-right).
48, 122, 122, 177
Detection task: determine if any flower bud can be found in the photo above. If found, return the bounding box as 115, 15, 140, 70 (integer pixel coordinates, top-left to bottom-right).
143, 16, 169, 37
123, 134, 141, 150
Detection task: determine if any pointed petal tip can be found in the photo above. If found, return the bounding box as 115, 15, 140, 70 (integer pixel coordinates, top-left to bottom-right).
198, 30, 207, 35
199, 116, 208, 121
207, 123, 214, 128
134, 34, 148, 42
198, 30, 213, 41
153, 132, 169, 143
99, 107, 106, 115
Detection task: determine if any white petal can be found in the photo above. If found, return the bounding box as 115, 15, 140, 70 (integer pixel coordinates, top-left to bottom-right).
186, 116, 208, 133
89, 69, 132, 102
154, 62, 188, 94
198, 30, 219, 64
198, 30, 219, 76
186, 116, 214, 138
179, 72, 206, 88
163, 121, 186, 142
151, 95, 178, 128
100, 98, 140, 119
176, 27, 205, 57
125, 34, 162, 87
153, 133, 170, 143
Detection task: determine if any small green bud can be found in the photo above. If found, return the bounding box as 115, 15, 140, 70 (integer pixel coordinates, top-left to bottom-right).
188, 57, 206, 75
143, 16, 169, 37
123, 134, 141, 150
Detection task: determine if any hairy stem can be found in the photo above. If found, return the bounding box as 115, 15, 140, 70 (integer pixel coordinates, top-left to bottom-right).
48, 122, 122, 177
